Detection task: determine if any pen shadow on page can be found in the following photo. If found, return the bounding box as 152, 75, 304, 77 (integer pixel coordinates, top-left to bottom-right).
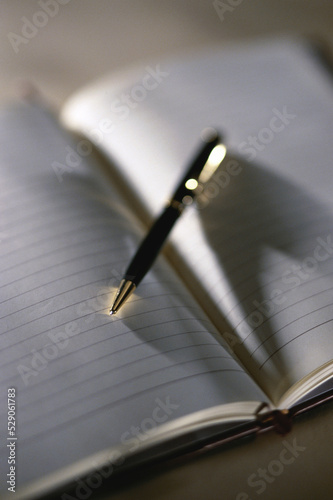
197, 153, 333, 398
114, 268, 237, 378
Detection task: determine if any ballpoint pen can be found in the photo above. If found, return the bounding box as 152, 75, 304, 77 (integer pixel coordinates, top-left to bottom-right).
110, 129, 227, 315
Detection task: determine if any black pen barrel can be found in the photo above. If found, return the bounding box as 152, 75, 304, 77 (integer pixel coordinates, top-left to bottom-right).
125, 205, 181, 286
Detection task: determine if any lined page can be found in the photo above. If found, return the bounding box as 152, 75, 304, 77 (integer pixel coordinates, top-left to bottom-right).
0, 103, 265, 489
62, 38, 333, 404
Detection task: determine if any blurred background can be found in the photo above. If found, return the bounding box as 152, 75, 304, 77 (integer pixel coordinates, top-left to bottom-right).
0, 0, 333, 108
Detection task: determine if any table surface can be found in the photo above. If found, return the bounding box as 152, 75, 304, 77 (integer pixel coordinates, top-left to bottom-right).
1, 0, 333, 108
1, 1, 333, 499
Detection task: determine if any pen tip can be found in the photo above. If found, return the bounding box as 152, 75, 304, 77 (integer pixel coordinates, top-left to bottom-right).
109, 280, 136, 316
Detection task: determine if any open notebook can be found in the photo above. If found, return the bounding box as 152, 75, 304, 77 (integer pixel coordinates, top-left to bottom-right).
1, 37, 333, 498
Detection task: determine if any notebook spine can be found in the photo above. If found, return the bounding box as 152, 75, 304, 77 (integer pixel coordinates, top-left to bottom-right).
256, 404, 292, 435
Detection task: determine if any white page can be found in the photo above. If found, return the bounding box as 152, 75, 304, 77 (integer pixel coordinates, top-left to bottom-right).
62, 38, 333, 404
0, 102, 266, 490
